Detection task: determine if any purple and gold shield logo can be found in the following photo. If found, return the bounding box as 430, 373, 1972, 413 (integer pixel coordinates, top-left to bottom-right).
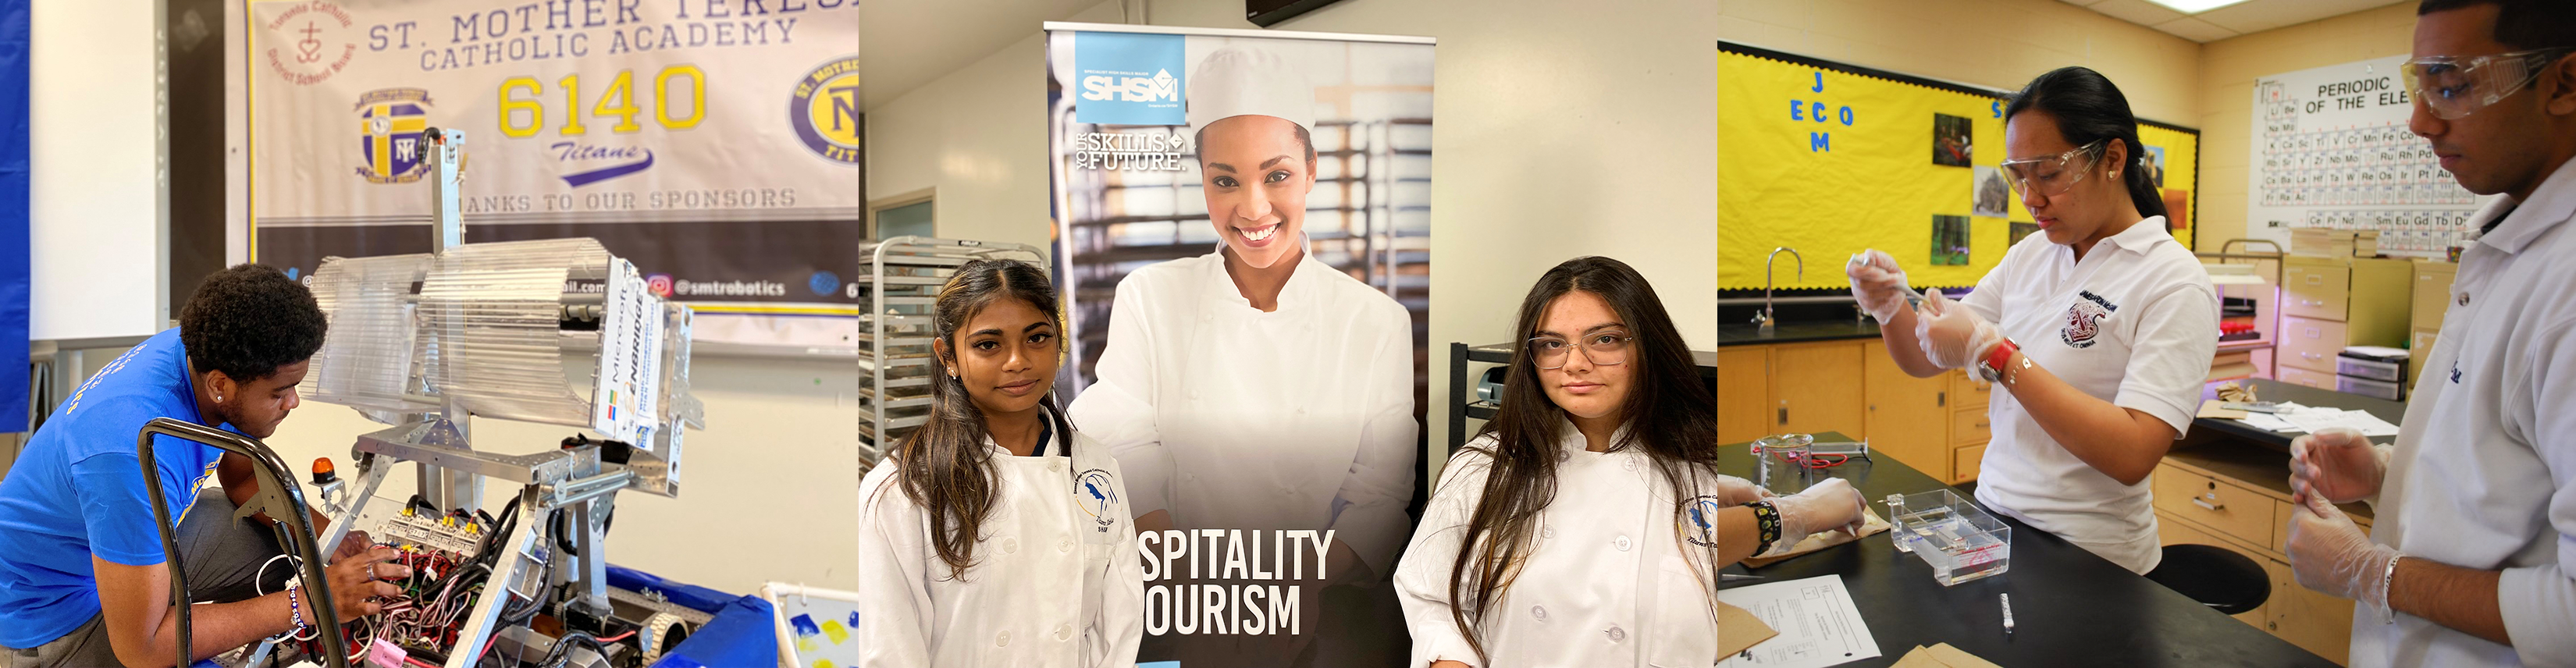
354, 88, 433, 184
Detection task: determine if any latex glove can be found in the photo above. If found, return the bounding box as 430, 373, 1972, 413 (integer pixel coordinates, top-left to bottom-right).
1770, 478, 1866, 551
1714, 473, 1773, 506
1915, 290, 2005, 371
1846, 250, 1915, 322
2286, 493, 2400, 621
2290, 427, 2389, 506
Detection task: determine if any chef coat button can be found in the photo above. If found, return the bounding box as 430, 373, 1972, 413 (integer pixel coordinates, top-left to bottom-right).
1054, 624, 1073, 641
1049, 459, 1064, 472
1556, 449, 1570, 463
1622, 459, 1639, 472
2459, 293, 2471, 306
1530, 606, 1548, 621
1614, 535, 1631, 551
996, 630, 1012, 647
1541, 525, 1556, 540
1605, 625, 1627, 642
1059, 538, 1073, 553
1002, 537, 1019, 554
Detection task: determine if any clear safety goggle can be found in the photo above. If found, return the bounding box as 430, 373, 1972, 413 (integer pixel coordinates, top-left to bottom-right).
2402, 48, 2574, 120
1998, 140, 2107, 201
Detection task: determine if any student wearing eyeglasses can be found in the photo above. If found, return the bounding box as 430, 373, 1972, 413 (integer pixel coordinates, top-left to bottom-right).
1391, 257, 1864, 668
2285, 2, 2576, 665
1845, 66, 2219, 576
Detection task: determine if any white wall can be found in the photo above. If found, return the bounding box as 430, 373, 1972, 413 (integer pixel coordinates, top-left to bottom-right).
32, 0, 166, 339
866, 0, 1723, 461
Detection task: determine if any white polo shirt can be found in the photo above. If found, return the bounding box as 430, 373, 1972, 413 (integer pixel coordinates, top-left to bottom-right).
2353, 157, 2576, 668
1955, 216, 2218, 574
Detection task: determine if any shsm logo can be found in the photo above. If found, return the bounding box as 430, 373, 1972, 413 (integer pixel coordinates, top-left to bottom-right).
354, 88, 433, 184
789, 55, 860, 165
1072, 31, 1186, 126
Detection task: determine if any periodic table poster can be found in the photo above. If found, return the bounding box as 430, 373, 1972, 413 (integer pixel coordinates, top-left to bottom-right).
2249, 55, 2492, 257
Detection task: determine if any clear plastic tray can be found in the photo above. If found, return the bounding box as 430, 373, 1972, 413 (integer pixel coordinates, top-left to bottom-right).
1885, 489, 2011, 586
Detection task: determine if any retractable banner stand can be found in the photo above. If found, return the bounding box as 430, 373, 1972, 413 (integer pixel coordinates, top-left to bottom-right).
0, 0, 23, 432
247, 0, 860, 304
1044, 23, 1433, 667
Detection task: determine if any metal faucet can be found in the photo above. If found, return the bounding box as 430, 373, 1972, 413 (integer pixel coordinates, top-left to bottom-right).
1757, 247, 1802, 336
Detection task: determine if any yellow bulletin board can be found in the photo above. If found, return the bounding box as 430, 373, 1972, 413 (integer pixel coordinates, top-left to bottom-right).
1718, 42, 2199, 290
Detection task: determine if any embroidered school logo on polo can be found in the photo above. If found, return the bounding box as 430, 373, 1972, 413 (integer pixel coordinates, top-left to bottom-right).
2060, 290, 2121, 349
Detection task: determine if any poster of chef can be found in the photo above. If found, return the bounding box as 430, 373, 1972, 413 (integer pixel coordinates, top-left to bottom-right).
1044, 23, 1433, 667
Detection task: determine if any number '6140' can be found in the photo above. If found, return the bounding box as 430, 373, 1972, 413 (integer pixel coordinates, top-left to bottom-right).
498, 66, 708, 137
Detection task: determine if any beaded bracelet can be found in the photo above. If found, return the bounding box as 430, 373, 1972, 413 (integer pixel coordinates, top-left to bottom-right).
1742, 499, 1783, 556
286, 581, 312, 640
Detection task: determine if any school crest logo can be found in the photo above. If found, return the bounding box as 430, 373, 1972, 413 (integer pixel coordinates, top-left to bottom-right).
262, 1, 358, 87
2060, 290, 2120, 349
1680, 495, 1724, 548
354, 88, 432, 184
788, 55, 861, 165
1075, 468, 1120, 530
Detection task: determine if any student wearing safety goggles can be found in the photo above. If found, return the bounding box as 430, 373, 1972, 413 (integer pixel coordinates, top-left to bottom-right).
1847, 66, 2219, 577
2285, 1, 2576, 666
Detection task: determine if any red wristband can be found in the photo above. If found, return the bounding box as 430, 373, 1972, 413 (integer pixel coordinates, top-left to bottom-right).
1983, 338, 2019, 379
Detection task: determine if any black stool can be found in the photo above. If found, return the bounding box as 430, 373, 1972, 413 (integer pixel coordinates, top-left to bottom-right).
2145, 544, 2272, 615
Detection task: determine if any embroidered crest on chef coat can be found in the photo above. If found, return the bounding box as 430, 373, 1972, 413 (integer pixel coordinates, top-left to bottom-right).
1680, 496, 1724, 548
1075, 468, 1122, 531
2060, 290, 2121, 349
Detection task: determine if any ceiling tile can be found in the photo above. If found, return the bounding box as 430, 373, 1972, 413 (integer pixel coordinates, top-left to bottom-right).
2087, 0, 2190, 27
2154, 16, 2243, 42
2197, 0, 2405, 34
2056, 0, 2115, 6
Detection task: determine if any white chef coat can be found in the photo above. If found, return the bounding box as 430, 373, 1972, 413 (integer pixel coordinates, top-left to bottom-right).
1066, 249, 1418, 576
1391, 425, 1720, 668
1955, 216, 2218, 574
854, 420, 1145, 668
2352, 157, 2576, 668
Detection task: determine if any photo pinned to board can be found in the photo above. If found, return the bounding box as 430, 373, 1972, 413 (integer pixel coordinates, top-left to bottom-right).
1973, 165, 2010, 218
1933, 113, 1973, 167
2010, 222, 2041, 247
1933, 215, 1973, 265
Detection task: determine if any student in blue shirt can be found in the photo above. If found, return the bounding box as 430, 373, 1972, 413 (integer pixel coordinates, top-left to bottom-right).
0, 265, 409, 667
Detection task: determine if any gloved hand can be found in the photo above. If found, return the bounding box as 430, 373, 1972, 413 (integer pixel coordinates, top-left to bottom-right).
2286, 492, 2400, 623
1714, 474, 1773, 506
1916, 290, 2005, 371
2290, 427, 2389, 506
1769, 478, 1866, 553
1846, 250, 1915, 322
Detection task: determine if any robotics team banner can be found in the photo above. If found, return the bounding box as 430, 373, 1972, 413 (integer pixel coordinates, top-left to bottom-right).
248, 0, 859, 303
1717, 41, 2200, 290
1044, 23, 1433, 667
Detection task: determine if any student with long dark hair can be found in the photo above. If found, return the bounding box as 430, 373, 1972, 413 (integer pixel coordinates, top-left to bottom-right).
1393, 257, 1863, 668
1848, 66, 2218, 574
856, 259, 1143, 668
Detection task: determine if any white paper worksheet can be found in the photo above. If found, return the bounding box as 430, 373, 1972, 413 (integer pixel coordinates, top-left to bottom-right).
1716, 574, 1884, 668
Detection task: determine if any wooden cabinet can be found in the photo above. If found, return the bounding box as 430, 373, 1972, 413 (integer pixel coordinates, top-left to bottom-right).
1717, 346, 1770, 445
1866, 340, 1951, 480
1729, 339, 1980, 482
2153, 459, 2371, 666
1770, 341, 1866, 436
2411, 260, 2457, 332
2278, 256, 2414, 382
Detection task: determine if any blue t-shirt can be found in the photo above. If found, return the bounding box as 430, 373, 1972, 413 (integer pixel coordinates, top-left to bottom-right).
0, 329, 237, 648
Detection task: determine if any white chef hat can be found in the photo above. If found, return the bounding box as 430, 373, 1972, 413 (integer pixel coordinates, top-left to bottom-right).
1186, 45, 1315, 135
